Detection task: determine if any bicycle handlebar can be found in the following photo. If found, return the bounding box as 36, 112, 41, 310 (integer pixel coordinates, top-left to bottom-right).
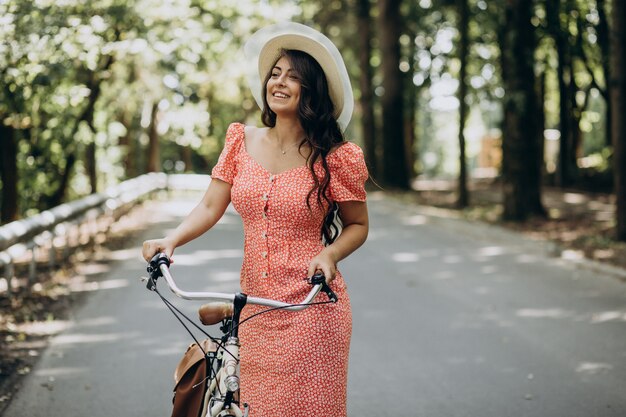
145, 253, 337, 311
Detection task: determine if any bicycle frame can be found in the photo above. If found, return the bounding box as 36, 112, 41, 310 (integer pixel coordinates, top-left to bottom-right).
145, 253, 337, 417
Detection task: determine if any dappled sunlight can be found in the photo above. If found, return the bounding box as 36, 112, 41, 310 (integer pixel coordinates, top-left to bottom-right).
52, 331, 140, 346
477, 246, 506, 257
561, 249, 585, 261
576, 362, 613, 375
173, 249, 244, 265
563, 192, 587, 204
592, 248, 614, 259
75, 262, 111, 276
516, 308, 574, 319
69, 278, 130, 292
402, 214, 428, 226
76, 316, 118, 328
35, 367, 88, 378
591, 310, 626, 323
391, 252, 420, 262
14, 320, 73, 336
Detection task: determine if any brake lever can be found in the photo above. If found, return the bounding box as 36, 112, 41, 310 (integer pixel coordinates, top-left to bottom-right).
145, 253, 171, 291
309, 273, 338, 303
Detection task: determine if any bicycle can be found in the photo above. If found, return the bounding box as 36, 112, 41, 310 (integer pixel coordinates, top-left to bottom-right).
143, 253, 338, 417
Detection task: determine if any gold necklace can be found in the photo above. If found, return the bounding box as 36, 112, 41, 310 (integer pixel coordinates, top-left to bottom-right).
279, 140, 301, 155
271, 129, 304, 155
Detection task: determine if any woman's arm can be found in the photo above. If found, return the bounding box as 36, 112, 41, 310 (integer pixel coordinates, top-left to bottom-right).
141, 178, 232, 261
307, 200, 369, 282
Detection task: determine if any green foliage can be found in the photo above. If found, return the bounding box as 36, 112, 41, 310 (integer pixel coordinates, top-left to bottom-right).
0, 0, 301, 221
0, 0, 617, 222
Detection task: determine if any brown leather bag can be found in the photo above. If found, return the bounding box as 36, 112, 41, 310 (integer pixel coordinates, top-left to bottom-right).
171, 339, 218, 417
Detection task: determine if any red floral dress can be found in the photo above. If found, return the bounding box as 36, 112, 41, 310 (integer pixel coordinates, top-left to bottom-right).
211, 123, 368, 417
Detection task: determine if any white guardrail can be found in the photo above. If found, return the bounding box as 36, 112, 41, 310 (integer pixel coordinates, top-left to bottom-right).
0, 173, 211, 294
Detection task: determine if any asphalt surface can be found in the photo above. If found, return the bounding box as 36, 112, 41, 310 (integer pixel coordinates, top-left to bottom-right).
4, 192, 626, 417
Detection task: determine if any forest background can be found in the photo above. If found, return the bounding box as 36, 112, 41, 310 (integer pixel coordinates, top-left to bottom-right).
1, 0, 626, 262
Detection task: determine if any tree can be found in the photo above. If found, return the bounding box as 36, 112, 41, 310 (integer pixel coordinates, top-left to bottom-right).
0, 124, 18, 223
378, 0, 409, 189
500, 0, 545, 220
356, 0, 378, 176
597, 0, 612, 147
546, 0, 578, 187
610, 0, 626, 240
456, 0, 470, 208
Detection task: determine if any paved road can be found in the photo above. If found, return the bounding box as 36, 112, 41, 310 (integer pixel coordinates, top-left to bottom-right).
4, 192, 626, 417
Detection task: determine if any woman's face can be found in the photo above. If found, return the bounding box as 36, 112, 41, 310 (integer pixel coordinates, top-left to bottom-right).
265, 56, 302, 117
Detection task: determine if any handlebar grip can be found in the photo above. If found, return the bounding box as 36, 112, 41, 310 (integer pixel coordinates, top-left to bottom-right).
145, 253, 171, 291
310, 273, 338, 303
150, 253, 171, 268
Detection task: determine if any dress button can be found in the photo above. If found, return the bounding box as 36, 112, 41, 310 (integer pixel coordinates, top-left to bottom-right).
262, 212, 267, 219
262, 272, 268, 278
262, 251, 268, 258
262, 193, 269, 201
269, 175, 275, 182
262, 232, 267, 238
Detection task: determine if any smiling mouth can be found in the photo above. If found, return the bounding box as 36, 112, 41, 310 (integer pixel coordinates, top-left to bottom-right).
273, 92, 290, 99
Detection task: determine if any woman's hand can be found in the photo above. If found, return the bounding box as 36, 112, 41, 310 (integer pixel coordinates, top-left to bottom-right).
307, 200, 369, 284
142, 237, 176, 262
307, 248, 338, 284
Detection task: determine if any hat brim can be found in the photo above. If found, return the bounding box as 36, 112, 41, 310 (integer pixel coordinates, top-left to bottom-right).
243, 22, 353, 131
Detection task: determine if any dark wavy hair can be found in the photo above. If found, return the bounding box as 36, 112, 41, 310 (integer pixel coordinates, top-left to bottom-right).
261, 49, 345, 244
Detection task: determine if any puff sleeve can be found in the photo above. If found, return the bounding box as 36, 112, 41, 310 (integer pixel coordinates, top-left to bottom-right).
328, 142, 369, 202
211, 123, 245, 184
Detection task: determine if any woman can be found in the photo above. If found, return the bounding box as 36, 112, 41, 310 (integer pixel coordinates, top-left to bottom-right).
142, 22, 369, 417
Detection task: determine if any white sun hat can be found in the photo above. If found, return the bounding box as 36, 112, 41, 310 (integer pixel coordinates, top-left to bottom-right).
243, 21, 354, 131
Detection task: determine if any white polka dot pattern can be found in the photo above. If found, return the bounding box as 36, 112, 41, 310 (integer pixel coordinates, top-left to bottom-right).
211, 123, 368, 417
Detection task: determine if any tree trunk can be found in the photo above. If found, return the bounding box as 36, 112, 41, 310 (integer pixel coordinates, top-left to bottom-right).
181, 145, 192, 172
357, 0, 378, 177
404, 25, 417, 184
456, 0, 470, 208
500, 0, 545, 221
0, 124, 19, 223
597, 0, 612, 147
118, 113, 135, 178
86, 142, 97, 194
531, 61, 547, 209
610, 0, 626, 240
547, 0, 577, 187
378, 0, 409, 189
47, 153, 77, 208
147, 102, 161, 172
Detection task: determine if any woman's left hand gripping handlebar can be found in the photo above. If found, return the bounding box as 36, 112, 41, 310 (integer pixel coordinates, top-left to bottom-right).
142, 238, 176, 263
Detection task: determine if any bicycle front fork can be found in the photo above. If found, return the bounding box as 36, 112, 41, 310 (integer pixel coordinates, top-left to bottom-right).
209, 336, 249, 417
